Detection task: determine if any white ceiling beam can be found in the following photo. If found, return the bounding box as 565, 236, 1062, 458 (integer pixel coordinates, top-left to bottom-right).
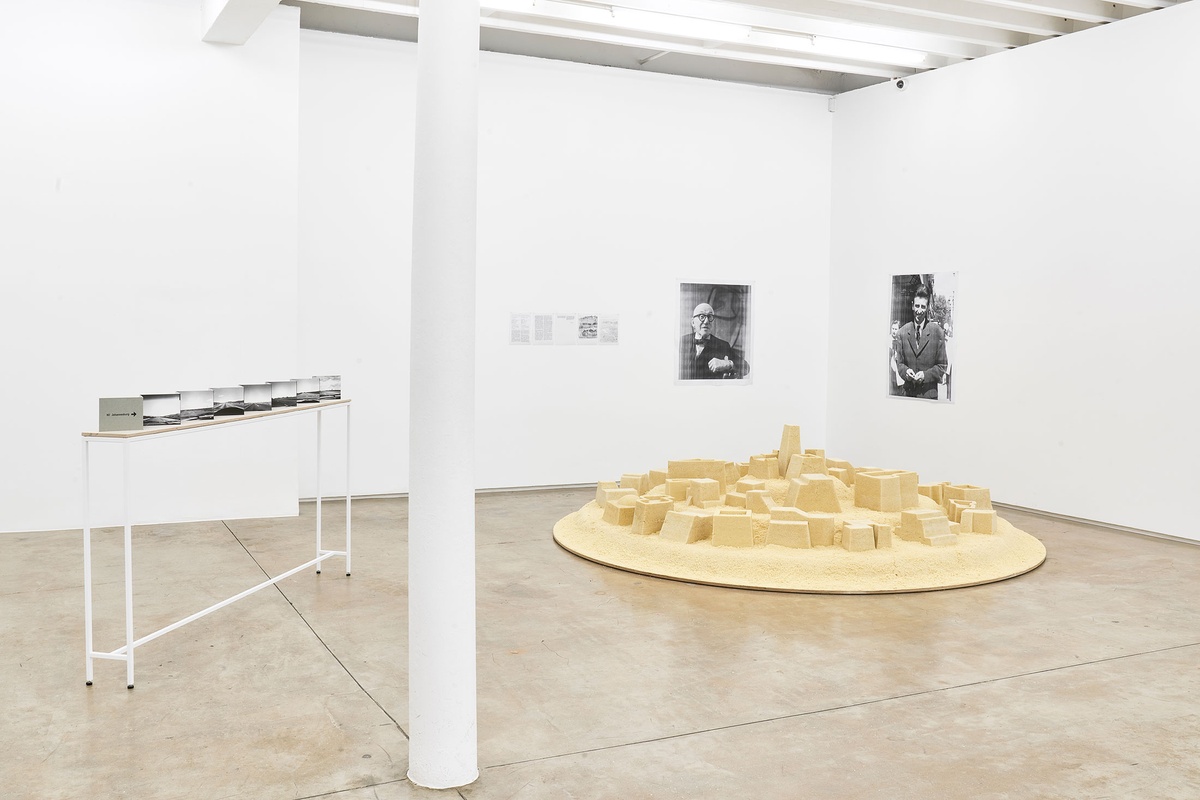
308, 0, 416, 13
482, 15, 921, 76
1114, 0, 1176, 9
306, 0, 994, 60
800, 0, 1092, 36
202, 0, 284, 44
965, 0, 1128, 24
590, 0, 1033, 54
488, 1, 941, 66
306, 0, 928, 75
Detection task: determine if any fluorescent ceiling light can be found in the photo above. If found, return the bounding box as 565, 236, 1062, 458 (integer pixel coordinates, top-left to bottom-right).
750, 29, 926, 66
484, 0, 550, 15
812, 35, 926, 66
610, 7, 750, 44
486, 0, 613, 25
485, 0, 750, 44
484, 0, 923, 65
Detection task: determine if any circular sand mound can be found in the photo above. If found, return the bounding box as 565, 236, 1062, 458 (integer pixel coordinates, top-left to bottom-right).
554, 486, 1045, 594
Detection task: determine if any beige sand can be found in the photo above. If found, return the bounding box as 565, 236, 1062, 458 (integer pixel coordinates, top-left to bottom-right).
553, 478, 1046, 593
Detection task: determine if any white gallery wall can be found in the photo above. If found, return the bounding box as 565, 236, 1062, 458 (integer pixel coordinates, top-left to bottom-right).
296, 31, 417, 500
10, 0, 1191, 539
297, 32, 833, 498
827, 0, 1200, 539
0, 0, 302, 532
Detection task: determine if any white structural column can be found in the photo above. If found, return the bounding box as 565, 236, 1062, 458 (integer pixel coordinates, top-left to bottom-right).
407, 0, 481, 790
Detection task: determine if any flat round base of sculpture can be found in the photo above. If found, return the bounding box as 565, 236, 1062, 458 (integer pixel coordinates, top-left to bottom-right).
553, 502, 1046, 594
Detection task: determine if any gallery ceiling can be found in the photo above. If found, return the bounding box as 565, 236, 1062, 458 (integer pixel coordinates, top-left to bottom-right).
282, 0, 1184, 93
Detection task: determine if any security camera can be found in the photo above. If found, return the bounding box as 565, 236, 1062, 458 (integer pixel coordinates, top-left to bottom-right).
895, 78, 906, 91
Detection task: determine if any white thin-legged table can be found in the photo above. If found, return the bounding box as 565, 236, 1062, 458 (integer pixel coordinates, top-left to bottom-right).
82, 399, 352, 688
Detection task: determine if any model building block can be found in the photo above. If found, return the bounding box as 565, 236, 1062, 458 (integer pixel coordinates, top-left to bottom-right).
947, 499, 976, 523
872, 522, 894, 549
784, 453, 827, 478
665, 479, 690, 501
961, 508, 997, 534
899, 509, 957, 546
632, 496, 675, 535
712, 510, 754, 548
899, 508, 945, 536
806, 512, 836, 546
918, 483, 944, 503
829, 468, 851, 486
786, 475, 842, 513
595, 481, 617, 506
826, 458, 855, 485
804, 448, 825, 459
659, 510, 713, 544
687, 478, 721, 507
603, 493, 638, 525
746, 490, 776, 514
943, 484, 993, 513
855, 471, 901, 511
842, 521, 875, 552
724, 462, 741, 487
649, 469, 667, 489
778, 424, 801, 475
736, 462, 750, 477
668, 459, 729, 493
748, 455, 780, 480
893, 471, 920, 509
736, 476, 767, 494
767, 502, 834, 542
767, 519, 811, 549
724, 491, 747, 508
599, 487, 637, 510
856, 469, 920, 511
620, 473, 643, 493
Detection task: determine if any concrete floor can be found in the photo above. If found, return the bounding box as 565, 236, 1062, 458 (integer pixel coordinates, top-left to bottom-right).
3, 488, 1198, 799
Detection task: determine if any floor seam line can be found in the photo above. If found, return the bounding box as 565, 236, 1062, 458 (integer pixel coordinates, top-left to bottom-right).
481, 640, 1200, 770
292, 777, 410, 799
220, 520, 410, 741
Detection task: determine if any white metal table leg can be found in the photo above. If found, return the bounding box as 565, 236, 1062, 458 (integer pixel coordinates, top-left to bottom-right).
316, 409, 323, 573
83, 439, 94, 686
345, 404, 351, 576
123, 442, 135, 689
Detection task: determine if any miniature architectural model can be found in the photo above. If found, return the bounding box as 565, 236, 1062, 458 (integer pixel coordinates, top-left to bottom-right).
632, 496, 674, 535
553, 423, 1047, 593
854, 469, 919, 511
659, 509, 713, 544
712, 510, 754, 548
786, 474, 842, 514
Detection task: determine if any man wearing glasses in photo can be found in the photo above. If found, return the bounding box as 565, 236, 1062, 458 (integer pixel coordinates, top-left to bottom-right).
679, 303, 744, 380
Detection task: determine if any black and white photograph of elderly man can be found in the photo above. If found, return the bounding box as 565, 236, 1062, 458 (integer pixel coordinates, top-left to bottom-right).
677, 282, 751, 382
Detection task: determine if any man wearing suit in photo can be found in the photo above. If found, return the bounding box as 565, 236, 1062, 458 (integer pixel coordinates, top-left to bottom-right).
679, 303, 742, 380
895, 285, 948, 399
